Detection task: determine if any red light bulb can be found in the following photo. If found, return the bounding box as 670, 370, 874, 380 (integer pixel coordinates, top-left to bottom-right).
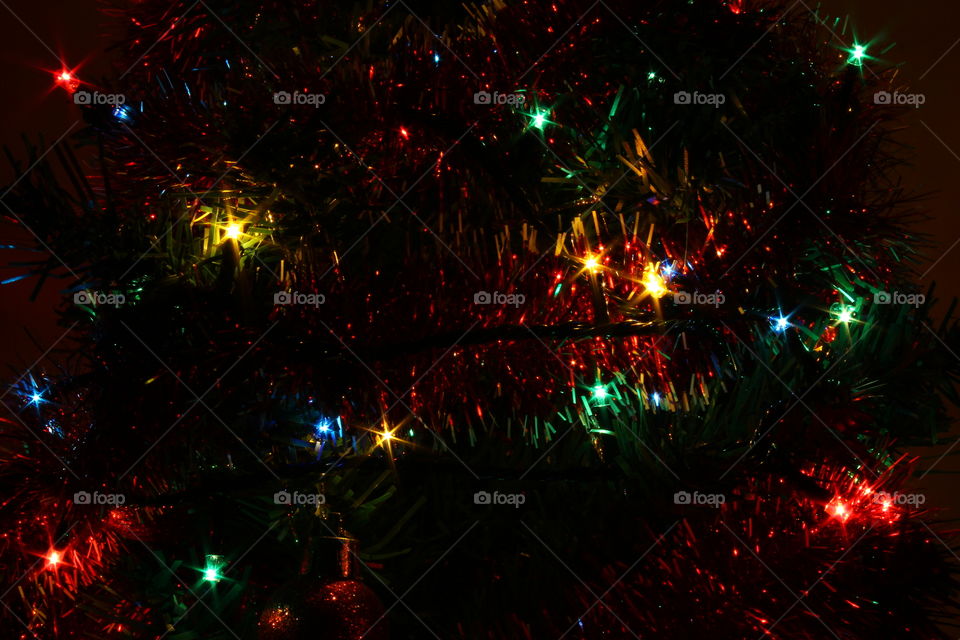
46, 549, 62, 567
55, 69, 80, 93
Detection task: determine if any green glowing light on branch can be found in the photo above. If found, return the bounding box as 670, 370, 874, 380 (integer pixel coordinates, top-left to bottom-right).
202, 555, 225, 583
531, 111, 549, 130
847, 43, 868, 66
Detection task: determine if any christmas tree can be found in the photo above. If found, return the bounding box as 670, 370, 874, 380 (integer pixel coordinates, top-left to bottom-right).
2, 0, 959, 637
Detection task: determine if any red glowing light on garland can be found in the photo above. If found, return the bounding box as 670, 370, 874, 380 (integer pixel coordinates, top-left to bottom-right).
829, 500, 850, 521
55, 69, 80, 93
46, 549, 62, 568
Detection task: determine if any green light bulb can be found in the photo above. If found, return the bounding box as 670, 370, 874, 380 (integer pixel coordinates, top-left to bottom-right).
202, 554, 225, 582
848, 44, 867, 66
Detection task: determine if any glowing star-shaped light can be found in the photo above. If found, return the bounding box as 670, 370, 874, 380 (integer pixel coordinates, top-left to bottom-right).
583, 255, 602, 273
55, 69, 79, 92
203, 555, 224, 582
375, 422, 399, 449
830, 501, 850, 521
772, 316, 789, 333
642, 266, 668, 299
837, 308, 854, 324
592, 385, 608, 400
47, 550, 61, 567
224, 223, 243, 240
528, 110, 551, 131
847, 43, 868, 66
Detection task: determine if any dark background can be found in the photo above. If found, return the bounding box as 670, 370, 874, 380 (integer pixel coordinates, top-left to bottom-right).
1, 0, 958, 596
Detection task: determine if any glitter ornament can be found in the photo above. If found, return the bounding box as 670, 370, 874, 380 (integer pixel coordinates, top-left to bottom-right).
259, 536, 387, 640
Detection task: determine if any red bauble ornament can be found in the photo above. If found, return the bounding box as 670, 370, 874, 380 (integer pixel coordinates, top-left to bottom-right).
259, 536, 388, 640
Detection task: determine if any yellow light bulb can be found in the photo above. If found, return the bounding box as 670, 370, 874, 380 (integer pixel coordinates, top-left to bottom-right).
224, 223, 242, 240
642, 266, 668, 299
583, 255, 601, 273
